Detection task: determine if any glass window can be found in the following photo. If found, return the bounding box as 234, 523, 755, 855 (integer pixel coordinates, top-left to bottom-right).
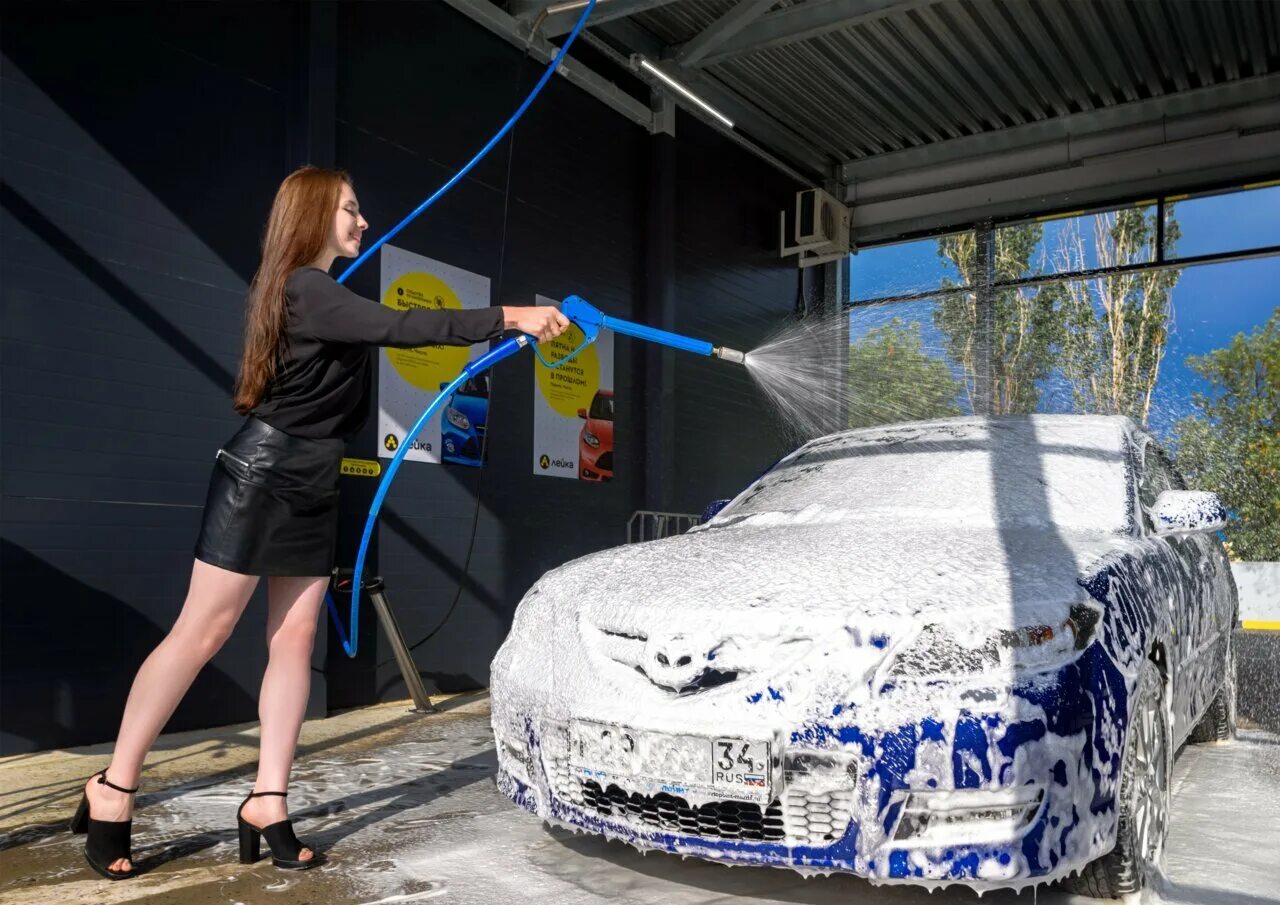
847, 297, 970, 429
849, 232, 970, 302
996, 204, 1158, 280
1137, 440, 1186, 531
1164, 183, 1280, 259
588, 392, 613, 421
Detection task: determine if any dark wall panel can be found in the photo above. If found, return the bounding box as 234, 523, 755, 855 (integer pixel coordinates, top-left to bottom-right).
0, 2, 307, 755
328, 1, 647, 706
671, 116, 802, 512
2, 1, 802, 753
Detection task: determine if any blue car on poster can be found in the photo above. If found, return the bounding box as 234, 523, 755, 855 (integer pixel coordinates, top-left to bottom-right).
490, 416, 1237, 898
441, 375, 489, 467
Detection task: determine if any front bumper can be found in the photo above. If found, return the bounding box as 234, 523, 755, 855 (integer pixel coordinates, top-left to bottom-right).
578, 444, 613, 481
493, 652, 1126, 887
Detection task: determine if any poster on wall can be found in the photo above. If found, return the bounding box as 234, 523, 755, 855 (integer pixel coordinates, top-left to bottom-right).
532, 294, 615, 481
378, 245, 490, 467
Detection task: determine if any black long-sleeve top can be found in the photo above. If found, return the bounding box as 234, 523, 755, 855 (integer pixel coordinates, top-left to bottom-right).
251, 267, 505, 439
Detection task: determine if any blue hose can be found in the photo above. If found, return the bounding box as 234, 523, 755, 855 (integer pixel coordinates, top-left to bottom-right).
336, 1, 597, 287
324, 0, 598, 657
328, 336, 532, 657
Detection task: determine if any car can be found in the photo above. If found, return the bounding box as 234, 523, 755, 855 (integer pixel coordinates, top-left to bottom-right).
577, 389, 613, 482
441, 375, 489, 467
491, 415, 1237, 897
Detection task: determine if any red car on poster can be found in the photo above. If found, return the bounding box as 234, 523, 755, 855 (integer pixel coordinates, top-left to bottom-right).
577, 390, 613, 482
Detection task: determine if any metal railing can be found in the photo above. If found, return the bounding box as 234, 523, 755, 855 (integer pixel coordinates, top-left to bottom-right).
627, 510, 700, 544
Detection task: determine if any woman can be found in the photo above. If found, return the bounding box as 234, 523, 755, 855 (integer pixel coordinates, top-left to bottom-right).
70, 166, 569, 880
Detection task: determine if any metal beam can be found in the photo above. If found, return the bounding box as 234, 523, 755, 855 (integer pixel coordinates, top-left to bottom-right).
847, 131, 1280, 245
442, 0, 653, 128
676, 0, 776, 66
841, 74, 1280, 182
579, 29, 816, 184
599, 18, 829, 179
510, 0, 684, 38
972, 222, 994, 416
847, 242, 1280, 309
688, 0, 938, 67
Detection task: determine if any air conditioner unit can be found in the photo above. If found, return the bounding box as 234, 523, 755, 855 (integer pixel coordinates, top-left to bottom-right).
781, 188, 850, 268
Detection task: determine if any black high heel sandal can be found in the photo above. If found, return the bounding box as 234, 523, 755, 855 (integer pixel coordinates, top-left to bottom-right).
237, 791, 319, 870
69, 770, 139, 881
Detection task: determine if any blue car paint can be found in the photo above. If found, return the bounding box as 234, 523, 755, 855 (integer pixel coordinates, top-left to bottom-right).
497, 633, 1130, 882
442, 392, 488, 466
492, 418, 1237, 886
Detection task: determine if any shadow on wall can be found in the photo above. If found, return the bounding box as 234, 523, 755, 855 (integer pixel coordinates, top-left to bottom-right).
0, 540, 256, 755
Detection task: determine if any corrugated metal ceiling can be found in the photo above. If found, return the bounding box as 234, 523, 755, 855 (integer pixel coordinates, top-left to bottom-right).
621, 0, 1280, 167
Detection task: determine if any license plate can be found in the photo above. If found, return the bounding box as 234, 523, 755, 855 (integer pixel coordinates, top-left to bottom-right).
569, 721, 772, 804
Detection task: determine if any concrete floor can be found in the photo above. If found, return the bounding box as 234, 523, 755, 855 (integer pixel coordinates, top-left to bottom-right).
1, 695, 1276, 905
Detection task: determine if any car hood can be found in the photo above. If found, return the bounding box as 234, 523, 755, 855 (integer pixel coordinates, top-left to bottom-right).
495, 519, 1130, 736
541, 517, 1123, 637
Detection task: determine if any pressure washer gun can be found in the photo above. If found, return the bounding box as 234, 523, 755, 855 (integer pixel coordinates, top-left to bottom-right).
556, 296, 747, 364
328, 295, 746, 658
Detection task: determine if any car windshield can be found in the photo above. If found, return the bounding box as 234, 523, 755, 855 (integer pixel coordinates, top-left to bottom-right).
457, 376, 489, 398
589, 394, 614, 420
718, 418, 1131, 533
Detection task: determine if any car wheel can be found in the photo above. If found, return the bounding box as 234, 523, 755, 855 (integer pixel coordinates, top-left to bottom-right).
1061, 659, 1170, 899
1189, 632, 1236, 743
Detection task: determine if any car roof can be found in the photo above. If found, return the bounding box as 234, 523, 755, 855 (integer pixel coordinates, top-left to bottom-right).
801, 414, 1136, 452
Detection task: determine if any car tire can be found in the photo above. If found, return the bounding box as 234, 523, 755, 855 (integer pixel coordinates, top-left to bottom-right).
1189, 633, 1236, 744
1061, 659, 1170, 899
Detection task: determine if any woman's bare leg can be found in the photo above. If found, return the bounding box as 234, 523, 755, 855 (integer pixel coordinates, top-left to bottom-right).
86, 558, 259, 871
239, 574, 326, 861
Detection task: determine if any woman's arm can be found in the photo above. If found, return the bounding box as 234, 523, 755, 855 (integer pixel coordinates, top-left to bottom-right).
293, 269, 569, 346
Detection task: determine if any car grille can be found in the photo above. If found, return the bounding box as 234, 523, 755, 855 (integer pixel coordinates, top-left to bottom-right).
545, 752, 852, 846
581, 780, 784, 841
595, 451, 613, 471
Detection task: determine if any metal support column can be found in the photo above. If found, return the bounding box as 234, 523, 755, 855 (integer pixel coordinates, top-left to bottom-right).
973, 221, 996, 416
642, 90, 677, 512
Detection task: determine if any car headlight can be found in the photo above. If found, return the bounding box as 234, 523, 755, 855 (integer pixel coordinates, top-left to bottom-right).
446, 407, 470, 431
583, 431, 600, 448
888, 603, 1099, 678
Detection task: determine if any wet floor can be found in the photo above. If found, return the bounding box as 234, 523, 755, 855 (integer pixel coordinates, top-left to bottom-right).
1, 696, 1276, 905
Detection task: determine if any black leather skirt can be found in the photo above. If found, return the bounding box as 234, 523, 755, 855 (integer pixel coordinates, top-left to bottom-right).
194, 417, 344, 577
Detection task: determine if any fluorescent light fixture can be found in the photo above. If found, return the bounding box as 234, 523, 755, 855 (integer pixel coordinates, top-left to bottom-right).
544, 0, 598, 14
638, 58, 735, 129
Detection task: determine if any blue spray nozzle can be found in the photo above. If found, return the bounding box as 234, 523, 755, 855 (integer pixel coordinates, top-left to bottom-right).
561, 295, 604, 343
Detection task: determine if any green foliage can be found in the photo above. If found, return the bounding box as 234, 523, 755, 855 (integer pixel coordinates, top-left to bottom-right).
934, 223, 1061, 414
1055, 207, 1181, 424
931, 207, 1180, 426
847, 318, 963, 429
1174, 311, 1280, 560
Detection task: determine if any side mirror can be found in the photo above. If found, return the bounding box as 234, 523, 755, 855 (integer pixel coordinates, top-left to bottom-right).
700, 499, 731, 524
577, 408, 588, 419
1150, 490, 1228, 536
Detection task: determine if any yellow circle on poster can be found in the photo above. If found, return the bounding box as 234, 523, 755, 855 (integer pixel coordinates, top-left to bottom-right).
535, 325, 600, 418
382, 272, 471, 392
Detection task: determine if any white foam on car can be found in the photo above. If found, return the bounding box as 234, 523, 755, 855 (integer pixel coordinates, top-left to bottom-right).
490, 416, 1238, 891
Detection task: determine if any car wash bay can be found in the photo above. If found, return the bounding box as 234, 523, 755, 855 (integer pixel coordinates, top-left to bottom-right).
2, 1, 1279, 903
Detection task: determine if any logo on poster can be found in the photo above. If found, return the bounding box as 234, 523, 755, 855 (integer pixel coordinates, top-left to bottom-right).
384, 434, 399, 451
539, 454, 550, 470
382, 272, 471, 390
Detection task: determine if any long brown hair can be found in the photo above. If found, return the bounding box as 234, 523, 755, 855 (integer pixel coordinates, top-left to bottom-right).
233, 166, 351, 413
